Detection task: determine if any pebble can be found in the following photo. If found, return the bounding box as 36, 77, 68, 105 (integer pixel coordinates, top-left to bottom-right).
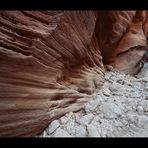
103, 88, 111, 96
137, 106, 143, 114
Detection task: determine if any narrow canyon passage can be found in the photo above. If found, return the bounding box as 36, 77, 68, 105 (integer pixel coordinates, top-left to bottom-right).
0, 11, 147, 137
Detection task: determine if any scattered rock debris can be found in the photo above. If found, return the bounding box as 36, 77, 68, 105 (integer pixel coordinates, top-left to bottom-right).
40, 63, 148, 137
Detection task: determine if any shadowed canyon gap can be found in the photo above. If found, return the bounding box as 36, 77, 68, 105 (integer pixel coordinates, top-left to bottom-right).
0, 11, 147, 137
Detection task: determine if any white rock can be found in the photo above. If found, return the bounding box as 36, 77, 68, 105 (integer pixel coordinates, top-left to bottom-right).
104, 73, 112, 81
129, 92, 142, 98
87, 124, 100, 137
93, 115, 100, 122
124, 105, 133, 113
127, 100, 138, 110
144, 107, 148, 112
111, 82, 122, 89
40, 66, 148, 138
121, 118, 129, 126
64, 118, 75, 135
78, 113, 94, 125
137, 106, 143, 113
124, 81, 133, 86
60, 116, 69, 125
136, 115, 148, 128
75, 113, 81, 123
129, 123, 141, 133
126, 114, 138, 124
103, 88, 111, 96
145, 95, 148, 100
96, 94, 104, 102
85, 99, 100, 113
75, 125, 87, 137
102, 103, 122, 119
47, 120, 60, 134
65, 112, 74, 117
109, 86, 117, 92
139, 100, 148, 109
42, 130, 47, 137
53, 128, 72, 137
106, 132, 115, 137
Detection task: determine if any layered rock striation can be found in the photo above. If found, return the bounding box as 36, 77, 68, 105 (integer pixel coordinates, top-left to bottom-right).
0, 11, 147, 137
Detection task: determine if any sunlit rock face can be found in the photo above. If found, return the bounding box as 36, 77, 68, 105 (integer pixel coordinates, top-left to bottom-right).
0, 11, 147, 137
97, 11, 147, 75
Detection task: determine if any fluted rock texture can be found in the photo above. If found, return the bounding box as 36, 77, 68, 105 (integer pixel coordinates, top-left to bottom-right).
0, 11, 147, 137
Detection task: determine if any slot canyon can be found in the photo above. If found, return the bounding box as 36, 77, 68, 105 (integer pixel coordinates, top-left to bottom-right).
0, 11, 148, 137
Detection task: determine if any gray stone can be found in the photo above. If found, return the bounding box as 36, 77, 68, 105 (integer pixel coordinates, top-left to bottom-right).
40, 66, 148, 138
103, 88, 111, 96
47, 120, 60, 134
105, 65, 114, 71
87, 124, 100, 137
64, 117, 75, 135
75, 125, 87, 137
121, 118, 129, 126
144, 107, 148, 112
60, 116, 69, 125
126, 114, 138, 124
136, 115, 148, 128
145, 82, 148, 91
53, 128, 72, 137
85, 99, 100, 112
102, 103, 122, 119
137, 106, 143, 114
139, 100, 148, 109
78, 113, 94, 125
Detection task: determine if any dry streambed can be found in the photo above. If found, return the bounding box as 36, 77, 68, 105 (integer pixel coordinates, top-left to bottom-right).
40, 64, 148, 137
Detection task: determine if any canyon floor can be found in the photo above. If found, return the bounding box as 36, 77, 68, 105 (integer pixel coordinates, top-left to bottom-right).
40, 63, 148, 137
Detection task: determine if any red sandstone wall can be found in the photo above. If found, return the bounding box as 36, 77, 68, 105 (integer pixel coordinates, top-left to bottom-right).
0, 11, 147, 137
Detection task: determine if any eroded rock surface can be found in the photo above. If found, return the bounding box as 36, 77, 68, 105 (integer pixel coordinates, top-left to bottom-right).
0, 11, 148, 137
